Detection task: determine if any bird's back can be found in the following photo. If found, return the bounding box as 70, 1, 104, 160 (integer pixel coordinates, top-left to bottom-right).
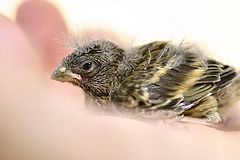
111, 41, 239, 123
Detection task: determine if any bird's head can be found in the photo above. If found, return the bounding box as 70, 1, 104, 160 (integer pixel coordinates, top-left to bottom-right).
51, 40, 125, 98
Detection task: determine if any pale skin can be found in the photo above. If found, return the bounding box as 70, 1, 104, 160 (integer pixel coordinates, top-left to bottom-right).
0, 1, 240, 159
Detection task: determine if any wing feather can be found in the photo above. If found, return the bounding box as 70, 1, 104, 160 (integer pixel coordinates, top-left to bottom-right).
111, 42, 237, 117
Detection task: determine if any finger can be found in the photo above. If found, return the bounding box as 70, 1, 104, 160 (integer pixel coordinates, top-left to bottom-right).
16, 0, 68, 70
0, 14, 41, 72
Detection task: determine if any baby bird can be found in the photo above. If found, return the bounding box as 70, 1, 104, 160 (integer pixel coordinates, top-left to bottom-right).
51, 39, 240, 126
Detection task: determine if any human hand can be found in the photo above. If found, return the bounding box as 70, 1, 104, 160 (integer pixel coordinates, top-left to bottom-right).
0, 1, 240, 160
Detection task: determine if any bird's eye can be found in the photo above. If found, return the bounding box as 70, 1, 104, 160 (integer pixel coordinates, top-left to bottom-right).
81, 61, 96, 73
83, 62, 92, 70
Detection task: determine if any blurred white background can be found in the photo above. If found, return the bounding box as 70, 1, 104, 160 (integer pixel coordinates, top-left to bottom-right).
1, 0, 240, 66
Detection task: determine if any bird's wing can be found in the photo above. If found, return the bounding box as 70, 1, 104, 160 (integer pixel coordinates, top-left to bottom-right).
111, 42, 237, 116
183, 60, 236, 103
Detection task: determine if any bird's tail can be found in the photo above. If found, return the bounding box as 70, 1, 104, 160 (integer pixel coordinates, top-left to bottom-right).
218, 73, 240, 108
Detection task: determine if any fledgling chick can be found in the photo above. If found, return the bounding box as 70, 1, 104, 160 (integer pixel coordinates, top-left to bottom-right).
51, 39, 240, 126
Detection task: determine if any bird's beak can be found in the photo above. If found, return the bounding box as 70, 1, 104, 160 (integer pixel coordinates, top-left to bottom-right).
50, 66, 81, 83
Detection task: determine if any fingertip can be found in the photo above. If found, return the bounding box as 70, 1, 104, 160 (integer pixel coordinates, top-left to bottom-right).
16, 0, 68, 70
